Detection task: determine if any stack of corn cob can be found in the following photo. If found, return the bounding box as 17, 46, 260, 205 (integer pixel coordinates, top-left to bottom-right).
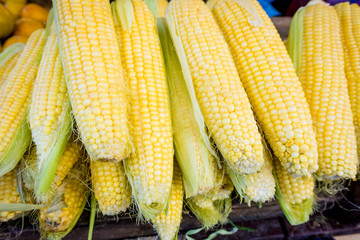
0, 0, 359, 239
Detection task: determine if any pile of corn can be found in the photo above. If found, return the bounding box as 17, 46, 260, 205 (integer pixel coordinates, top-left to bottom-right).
0, 0, 359, 239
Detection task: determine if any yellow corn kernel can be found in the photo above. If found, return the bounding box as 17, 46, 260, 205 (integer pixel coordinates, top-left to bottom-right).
39, 167, 88, 239
166, 0, 264, 175
112, 0, 173, 220
0, 49, 23, 88
53, 0, 131, 162
151, 162, 183, 240
288, 0, 357, 180
91, 160, 131, 215
335, 2, 360, 167
209, 0, 318, 177
273, 156, 314, 225
0, 170, 22, 222
0, 29, 45, 176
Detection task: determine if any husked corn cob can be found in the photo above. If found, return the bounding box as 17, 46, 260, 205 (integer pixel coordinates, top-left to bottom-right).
187, 166, 233, 229
29, 23, 73, 201
91, 160, 131, 215
287, 0, 357, 180
112, 0, 173, 220
166, 0, 264, 174
209, 0, 318, 177
147, 0, 216, 198
39, 166, 88, 239
0, 43, 24, 88
0, 170, 22, 222
151, 162, 183, 240
273, 156, 315, 225
52, 0, 131, 162
229, 143, 275, 204
335, 2, 360, 161
0, 29, 45, 177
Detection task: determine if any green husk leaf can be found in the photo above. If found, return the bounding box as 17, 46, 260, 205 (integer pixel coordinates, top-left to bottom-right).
287, 7, 304, 75
34, 105, 72, 202
276, 187, 314, 225
88, 193, 96, 240
227, 167, 250, 202
0, 42, 25, 66
165, 1, 220, 165
0, 203, 43, 212
0, 114, 32, 177
44, 8, 54, 40
116, 0, 135, 32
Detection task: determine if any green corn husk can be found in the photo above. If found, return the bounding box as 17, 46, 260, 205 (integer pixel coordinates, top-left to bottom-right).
146, 0, 218, 198
0, 42, 24, 66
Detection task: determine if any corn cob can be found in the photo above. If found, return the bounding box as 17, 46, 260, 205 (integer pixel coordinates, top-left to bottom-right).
52, 0, 131, 162
287, 0, 357, 180
151, 162, 183, 240
228, 143, 275, 204
0, 29, 45, 177
273, 156, 315, 225
112, 0, 173, 220
335, 2, 360, 163
146, 0, 216, 198
28, 23, 73, 202
0, 170, 23, 222
39, 165, 88, 239
209, 0, 318, 177
22, 141, 82, 204
187, 167, 233, 229
0, 43, 24, 88
166, 0, 264, 175
91, 160, 131, 215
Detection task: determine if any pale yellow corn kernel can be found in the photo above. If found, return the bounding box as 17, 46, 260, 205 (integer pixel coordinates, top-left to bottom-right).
273, 157, 314, 206
113, 0, 173, 219
166, 0, 264, 174
0, 170, 22, 222
40, 175, 87, 232
91, 160, 131, 215
152, 162, 183, 240
0, 50, 22, 88
298, 1, 357, 180
53, 0, 131, 162
29, 24, 70, 169
0, 29, 45, 160
209, 0, 318, 177
335, 2, 360, 171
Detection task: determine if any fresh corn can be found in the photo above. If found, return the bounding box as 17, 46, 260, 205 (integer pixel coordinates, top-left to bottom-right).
287, 0, 357, 180
147, 0, 216, 198
39, 165, 88, 239
151, 162, 183, 240
0, 29, 45, 177
228, 143, 275, 204
91, 160, 131, 215
166, 0, 264, 174
52, 0, 131, 162
112, 0, 173, 220
187, 166, 233, 229
273, 156, 315, 225
209, 0, 318, 177
22, 140, 82, 203
0, 43, 24, 88
335, 2, 360, 162
0, 170, 23, 222
29, 23, 73, 202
